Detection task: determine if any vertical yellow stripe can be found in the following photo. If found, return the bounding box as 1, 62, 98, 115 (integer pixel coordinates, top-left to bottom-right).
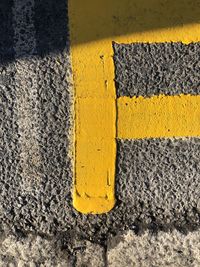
69, 3, 116, 214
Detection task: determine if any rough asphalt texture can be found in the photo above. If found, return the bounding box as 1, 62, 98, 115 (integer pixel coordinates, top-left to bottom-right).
113, 42, 200, 97
0, 0, 200, 266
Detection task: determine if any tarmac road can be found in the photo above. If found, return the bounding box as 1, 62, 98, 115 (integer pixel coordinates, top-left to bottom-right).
0, 0, 200, 266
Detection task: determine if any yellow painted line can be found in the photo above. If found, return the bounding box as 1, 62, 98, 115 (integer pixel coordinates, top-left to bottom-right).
69, 0, 200, 45
117, 95, 200, 139
69, 2, 116, 214
69, 0, 200, 214
75, 97, 116, 214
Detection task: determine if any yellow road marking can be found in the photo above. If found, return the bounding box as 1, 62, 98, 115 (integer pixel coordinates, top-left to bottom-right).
117, 95, 200, 139
69, 0, 200, 214
75, 98, 116, 213
69, 3, 117, 214
69, 0, 200, 45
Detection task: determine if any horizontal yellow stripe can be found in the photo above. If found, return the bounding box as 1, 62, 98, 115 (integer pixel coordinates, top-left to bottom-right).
70, 0, 200, 45
117, 95, 200, 139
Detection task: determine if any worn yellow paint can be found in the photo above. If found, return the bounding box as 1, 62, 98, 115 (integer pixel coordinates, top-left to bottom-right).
69, 1, 117, 214
74, 97, 116, 213
117, 95, 200, 139
69, 0, 200, 214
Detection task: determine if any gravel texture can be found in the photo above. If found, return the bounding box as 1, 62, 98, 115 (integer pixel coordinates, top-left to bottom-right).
0, 0, 200, 266
1, 0, 75, 237
114, 42, 200, 97
1, 0, 200, 240
116, 138, 200, 231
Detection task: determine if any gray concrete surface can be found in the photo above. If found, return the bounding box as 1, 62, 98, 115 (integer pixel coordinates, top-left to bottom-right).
0, 232, 105, 266
0, 0, 200, 266
108, 229, 200, 267
1, 229, 200, 266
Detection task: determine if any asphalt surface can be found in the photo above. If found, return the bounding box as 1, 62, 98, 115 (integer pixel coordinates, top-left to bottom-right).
114, 43, 200, 97
0, 0, 200, 263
